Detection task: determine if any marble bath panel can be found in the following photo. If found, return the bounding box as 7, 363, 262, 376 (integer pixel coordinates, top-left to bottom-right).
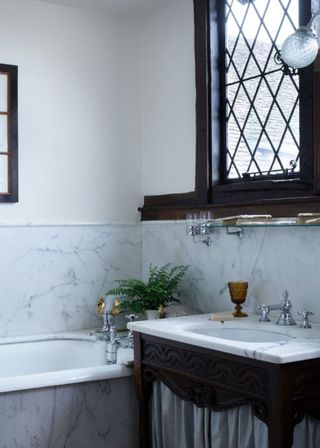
0, 224, 141, 337
142, 222, 320, 323
0, 377, 138, 448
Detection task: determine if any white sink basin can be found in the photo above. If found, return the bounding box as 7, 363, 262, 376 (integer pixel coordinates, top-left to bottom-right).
128, 313, 320, 364
186, 327, 294, 343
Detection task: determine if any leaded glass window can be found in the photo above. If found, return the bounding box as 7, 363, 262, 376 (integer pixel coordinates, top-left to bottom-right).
225, 0, 300, 181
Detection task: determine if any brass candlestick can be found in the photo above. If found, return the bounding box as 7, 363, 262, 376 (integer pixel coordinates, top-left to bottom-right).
228, 281, 248, 318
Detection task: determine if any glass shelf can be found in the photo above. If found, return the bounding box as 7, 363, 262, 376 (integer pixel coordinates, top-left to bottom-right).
187, 218, 320, 245
212, 222, 320, 228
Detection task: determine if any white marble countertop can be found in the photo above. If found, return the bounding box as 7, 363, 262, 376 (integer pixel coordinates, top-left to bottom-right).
128, 313, 320, 364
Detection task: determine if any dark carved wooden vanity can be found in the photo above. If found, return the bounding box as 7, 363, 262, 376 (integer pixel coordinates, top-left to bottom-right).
133, 331, 320, 448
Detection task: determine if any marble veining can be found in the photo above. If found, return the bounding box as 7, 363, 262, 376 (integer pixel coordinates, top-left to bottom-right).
142, 222, 320, 324
128, 313, 320, 364
0, 378, 138, 448
0, 224, 141, 337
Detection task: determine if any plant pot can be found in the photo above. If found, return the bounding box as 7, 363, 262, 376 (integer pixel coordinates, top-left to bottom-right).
145, 309, 159, 320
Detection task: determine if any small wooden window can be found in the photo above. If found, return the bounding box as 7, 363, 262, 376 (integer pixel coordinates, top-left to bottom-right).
0, 64, 18, 202
211, 0, 314, 206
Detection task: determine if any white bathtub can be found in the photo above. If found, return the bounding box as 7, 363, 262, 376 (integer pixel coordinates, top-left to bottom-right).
0, 330, 133, 393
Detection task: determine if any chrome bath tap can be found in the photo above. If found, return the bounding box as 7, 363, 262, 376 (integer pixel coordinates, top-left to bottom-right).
105, 325, 121, 365
258, 290, 296, 326
90, 297, 121, 340
90, 304, 114, 340
90, 298, 121, 364
124, 314, 138, 349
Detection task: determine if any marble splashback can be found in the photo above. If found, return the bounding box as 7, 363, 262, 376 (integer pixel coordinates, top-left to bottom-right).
0, 224, 141, 337
142, 222, 320, 324
5, 220, 320, 336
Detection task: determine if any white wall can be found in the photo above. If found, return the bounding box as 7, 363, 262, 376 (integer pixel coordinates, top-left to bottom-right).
0, 0, 142, 223
141, 0, 196, 195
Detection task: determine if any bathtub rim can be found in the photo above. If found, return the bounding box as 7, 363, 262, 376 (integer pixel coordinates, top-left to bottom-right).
0, 330, 133, 393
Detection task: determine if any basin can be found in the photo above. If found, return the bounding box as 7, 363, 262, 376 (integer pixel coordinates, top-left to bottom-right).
186, 327, 295, 343
128, 313, 320, 363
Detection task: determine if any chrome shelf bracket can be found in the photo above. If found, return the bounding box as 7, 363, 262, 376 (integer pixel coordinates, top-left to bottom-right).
225, 226, 244, 239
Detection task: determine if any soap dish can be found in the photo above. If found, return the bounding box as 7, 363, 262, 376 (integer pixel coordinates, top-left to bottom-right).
209, 312, 235, 322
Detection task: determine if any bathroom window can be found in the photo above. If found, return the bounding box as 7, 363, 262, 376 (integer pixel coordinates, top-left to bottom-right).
0, 64, 18, 202
140, 0, 318, 220
224, 0, 300, 181
209, 0, 314, 205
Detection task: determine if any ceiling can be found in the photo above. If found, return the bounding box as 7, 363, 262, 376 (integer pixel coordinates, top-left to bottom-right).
35, 0, 179, 15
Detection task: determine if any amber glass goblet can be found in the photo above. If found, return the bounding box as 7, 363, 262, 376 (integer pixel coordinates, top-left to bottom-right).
228, 281, 248, 317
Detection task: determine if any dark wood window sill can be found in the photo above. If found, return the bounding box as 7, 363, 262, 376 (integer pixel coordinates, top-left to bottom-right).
140, 194, 320, 221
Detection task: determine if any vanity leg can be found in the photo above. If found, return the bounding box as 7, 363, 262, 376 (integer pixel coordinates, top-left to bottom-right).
267, 367, 294, 448
138, 397, 150, 448
134, 332, 152, 448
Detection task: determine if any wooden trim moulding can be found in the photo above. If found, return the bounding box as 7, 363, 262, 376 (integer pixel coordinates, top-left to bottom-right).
140, 195, 320, 221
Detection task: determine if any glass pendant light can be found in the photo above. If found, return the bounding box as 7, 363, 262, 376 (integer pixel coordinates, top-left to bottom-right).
281, 13, 320, 69
236, 0, 319, 69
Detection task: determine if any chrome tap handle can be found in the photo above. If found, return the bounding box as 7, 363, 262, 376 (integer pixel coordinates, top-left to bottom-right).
126, 314, 138, 323
298, 310, 314, 329
280, 290, 292, 311
258, 304, 270, 322
90, 309, 114, 340
259, 291, 296, 326
277, 291, 296, 326
109, 326, 119, 344
126, 314, 138, 349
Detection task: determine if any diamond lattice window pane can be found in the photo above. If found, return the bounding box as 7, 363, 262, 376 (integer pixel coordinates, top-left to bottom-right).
232, 34, 251, 79
230, 85, 251, 128
253, 133, 279, 173
253, 0, 271, 18
277, 131, 300, 169
226, 57, 240, 85
225, 0, 300, 180
243, 110, 262, 152
232, 138, 256, 176
289, 104, 300, 143
244, 77, 260, 103
265, 105, 287, 150
264, 1, 288, 40
276, 14, 298, 46
253, 78, 275, 124
276, 76, 299, 121
227, 114, 240, 150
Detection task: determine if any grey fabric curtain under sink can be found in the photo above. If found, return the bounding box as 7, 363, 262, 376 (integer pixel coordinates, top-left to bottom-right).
151, 381, 320, 448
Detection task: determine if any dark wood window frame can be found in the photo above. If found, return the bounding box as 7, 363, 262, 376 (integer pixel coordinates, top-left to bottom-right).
0, 64, 18, 203
140, 0, 319, 221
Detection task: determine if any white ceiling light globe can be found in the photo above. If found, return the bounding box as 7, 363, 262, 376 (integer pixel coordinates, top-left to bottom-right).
281, 26, 319, 69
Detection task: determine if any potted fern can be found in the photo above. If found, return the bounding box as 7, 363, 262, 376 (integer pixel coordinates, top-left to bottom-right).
106, 264, 188, 318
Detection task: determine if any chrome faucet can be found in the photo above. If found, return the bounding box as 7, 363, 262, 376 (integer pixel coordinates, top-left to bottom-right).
90, 303, 121, 364
298, 310, 314, 329
258, 290, 296, 326
90, 306, 114, 340
124, 314, 138, 349
105, 325, 121, 365
90, 297, 121, 340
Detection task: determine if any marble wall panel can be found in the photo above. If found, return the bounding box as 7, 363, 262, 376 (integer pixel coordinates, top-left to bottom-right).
0, 224, 141, 337
142, 222, 320, 323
